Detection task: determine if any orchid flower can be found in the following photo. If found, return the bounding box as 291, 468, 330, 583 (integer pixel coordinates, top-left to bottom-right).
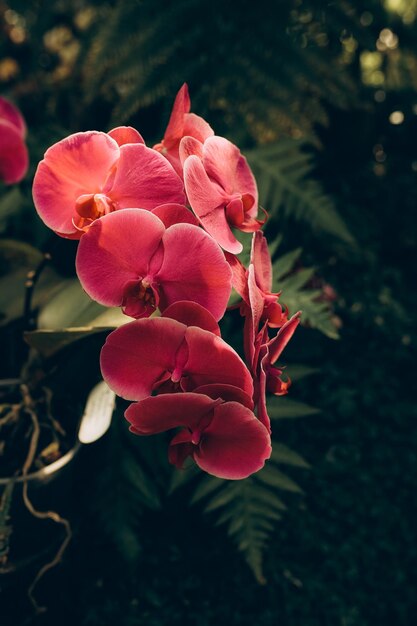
0, 97, 29, 184
181, 136, 265, 254
125, 392, 271, 479
32, 129, 185, 238
75, 208, 232, 320
255, 312, 301, 430
226, 232, 288, 369
100, 316, 254, 402
153, 83, 214, 176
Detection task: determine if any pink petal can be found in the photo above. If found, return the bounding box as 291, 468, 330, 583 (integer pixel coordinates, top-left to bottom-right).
125, 392, 217, 434
245, 264, 266, 367
151, 203, 199, 227
194, 402, 271, 479
183, 155, 242, 254
267, 311, 301, 364
75, 209, 165, 308
162, 301, 221, 336
0, 120, 28, 184
183, 326, 253, 396
202, 136, 241, 195
100, 317, 187, 400
163, 84, 190, 148
156, 223, 232, 320
109, 143, 185, 209
0, 97, 26, 136
179, 136, 204, 166
257, 343, 271, 431
183, 113, 214, 143
193, 383, 253, 408
32, 131, 120, 236
235, 154, 258, 215
108, 126, 145, 146
224, 253, 249, 303
251, 232, 272, 293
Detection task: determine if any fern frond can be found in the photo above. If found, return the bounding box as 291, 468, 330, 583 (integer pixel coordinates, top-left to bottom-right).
188, 444, 309, 583
247, 140, 354, 243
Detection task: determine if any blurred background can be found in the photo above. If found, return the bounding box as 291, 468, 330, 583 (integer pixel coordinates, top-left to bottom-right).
0, 0, 416, 624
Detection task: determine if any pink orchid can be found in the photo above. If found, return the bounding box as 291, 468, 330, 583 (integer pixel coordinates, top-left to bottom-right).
162, 301, 221, 336
125, 392, 271, 479
32, 129, 185, 238
182, 135, 265, 254
100, 316, 253, 402
153, 83, 214, 176
255, 312, 301, 430
0, 97, 29, 184
226, 232, 287, 370
75, 208, 232, 320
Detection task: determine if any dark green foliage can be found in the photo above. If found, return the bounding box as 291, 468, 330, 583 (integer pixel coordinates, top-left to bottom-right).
78, 0, 371, 141
247, 140, 355, 244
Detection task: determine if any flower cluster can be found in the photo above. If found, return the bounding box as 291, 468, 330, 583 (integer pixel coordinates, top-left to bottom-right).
32, 84, 300, 480
0, 97, 29, 185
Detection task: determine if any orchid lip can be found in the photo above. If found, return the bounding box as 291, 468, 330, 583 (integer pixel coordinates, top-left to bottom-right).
75, 192, 115, 220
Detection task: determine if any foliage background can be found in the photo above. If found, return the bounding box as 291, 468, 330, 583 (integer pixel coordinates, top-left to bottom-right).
0, 0, 416, 624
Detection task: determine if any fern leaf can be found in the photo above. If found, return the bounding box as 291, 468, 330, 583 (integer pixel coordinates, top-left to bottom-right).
247, 140, 354, 243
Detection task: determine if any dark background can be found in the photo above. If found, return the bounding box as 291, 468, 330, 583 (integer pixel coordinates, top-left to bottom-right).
0, 1, 416, 624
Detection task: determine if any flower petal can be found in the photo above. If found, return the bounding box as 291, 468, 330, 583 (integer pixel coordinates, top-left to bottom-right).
0, 97, 26, 136
162, 301, 221, 336
195, 402, 271, 479
32, 131, 120, 236
75, 209, 165, 307
163, 83, 190, 148
202, 136, 241, 194
183, 325, 253, 396
100, 317, 187, 400
251, 232, 272, 293
183, 113, 214, 144
0, 119, 28, 184
193, 383, 254, 408
125, 392, 217, 434
183, 155, 242, 254
267, 311, 301, 365
109, 143, 186, 209
157, 223, 232, 320
151, 203, 199, 227
179, 136, 204, 166
108, 126, 145, 146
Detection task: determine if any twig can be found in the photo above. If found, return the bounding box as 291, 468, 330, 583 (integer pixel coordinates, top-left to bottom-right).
43, 386, 66, 437
20, 384, 72, 614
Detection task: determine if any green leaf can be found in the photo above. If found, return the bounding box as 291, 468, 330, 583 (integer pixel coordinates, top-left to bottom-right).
272, 248, 302, 282
168, 462, 200, 494
255, 465, 304, 493
271, 443, 311, 469
267, 397, 320, 419
247, 140, 355, 244
0, 240, 62, 326
0, 188, 25, 230
286, 364, 320, 381
190, 475, 224, 504
24, 327, 111, 358
121, 448, 161, 510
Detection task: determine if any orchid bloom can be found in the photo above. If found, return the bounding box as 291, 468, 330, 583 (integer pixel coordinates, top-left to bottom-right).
153, 83, 214, 176
226, 232, 288, 369
255, 312, 301, 431
32, 129, 185, 238
0, 97, 29, 184
125, 392, 271, 479
75, 208, 232, 320
100, 316, 254, 402
181, 135, 265, 254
